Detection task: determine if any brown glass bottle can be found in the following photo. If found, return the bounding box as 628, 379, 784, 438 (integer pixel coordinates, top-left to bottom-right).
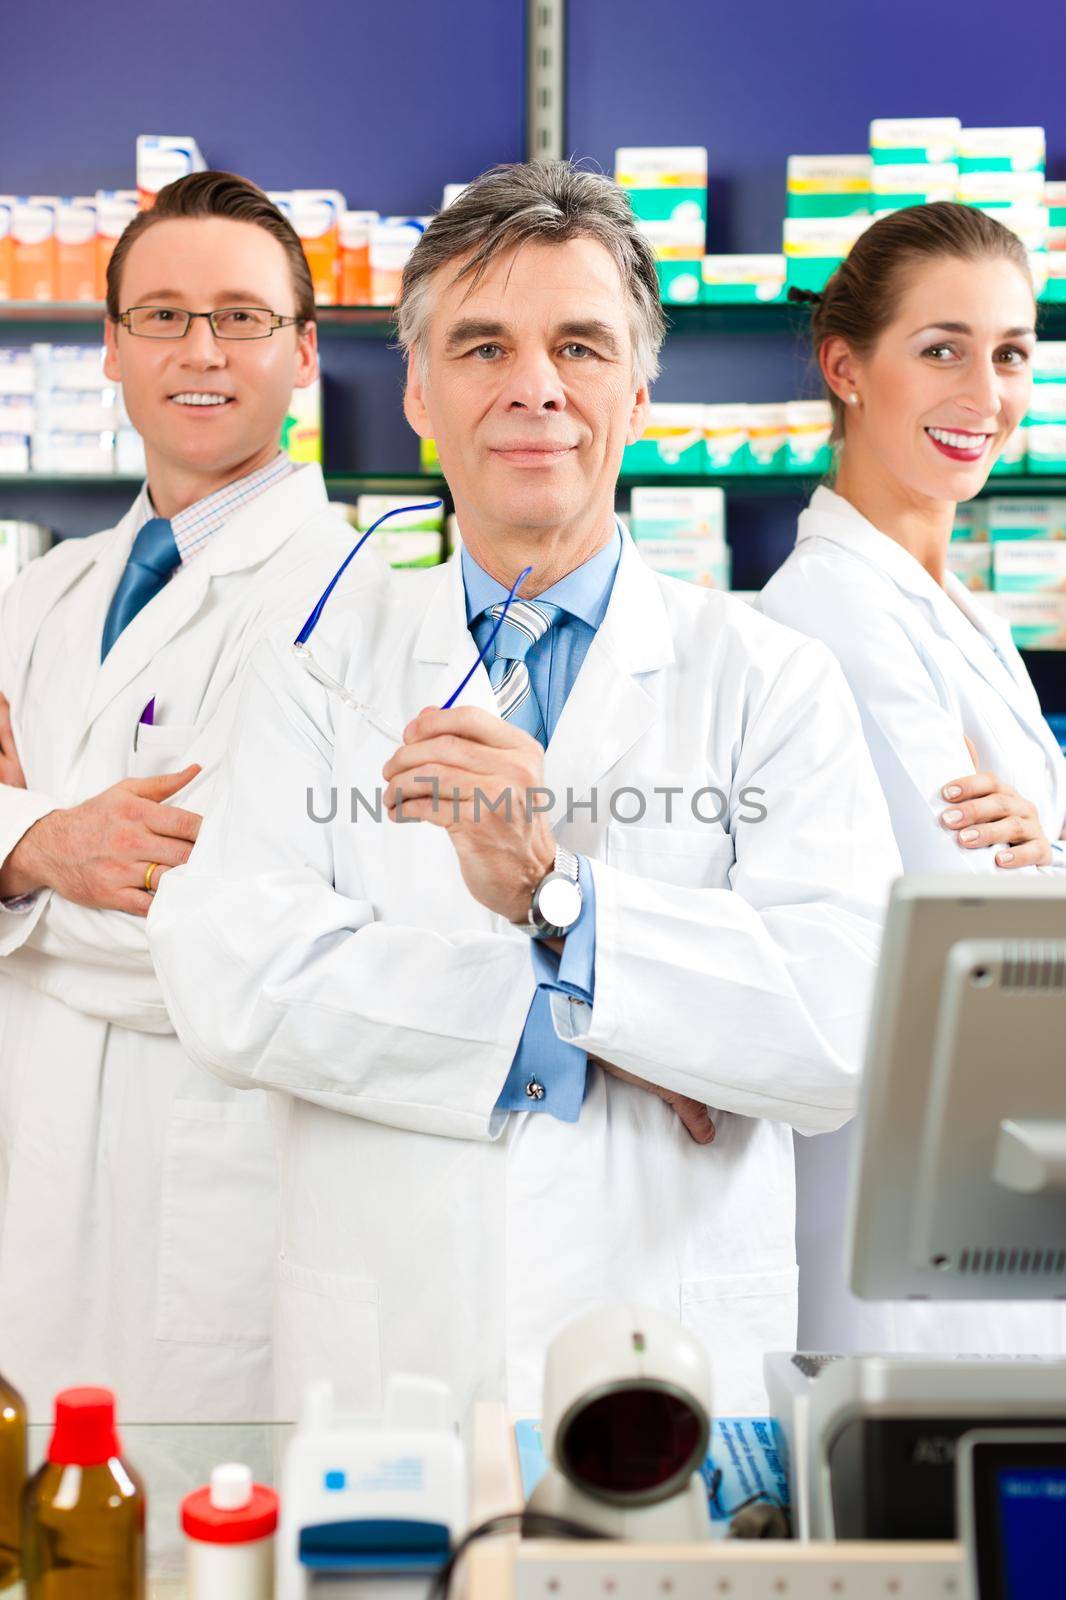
0, 1371, 27, 1590
21, 1387, 145, 1599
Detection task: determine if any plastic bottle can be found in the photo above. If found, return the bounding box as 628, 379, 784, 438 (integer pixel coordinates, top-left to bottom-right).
0, 1371, 27, 1590
21, 1387, 145, 1599
181, 1462, 278, 1599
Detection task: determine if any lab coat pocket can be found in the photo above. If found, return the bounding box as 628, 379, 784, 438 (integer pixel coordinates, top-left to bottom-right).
275, 1257, 382, 1419
681, 1265, 798, 1416
131, 722, 199, 780
605, 821, 735, 888
155, 1098, 278, 1347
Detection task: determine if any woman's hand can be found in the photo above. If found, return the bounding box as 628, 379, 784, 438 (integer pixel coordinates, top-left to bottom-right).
939, 767, 1054, 868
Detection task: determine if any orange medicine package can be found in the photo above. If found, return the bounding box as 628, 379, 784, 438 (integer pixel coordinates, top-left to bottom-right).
11, 197, 57, 301
340, 210, 377, 304
55, 197, 97, 302
94, 190, 138, 302
291, 190, 345, 305
0, 198, 12, 301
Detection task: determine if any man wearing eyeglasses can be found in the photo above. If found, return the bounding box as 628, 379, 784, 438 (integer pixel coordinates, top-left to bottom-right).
0, 171, 384, 1420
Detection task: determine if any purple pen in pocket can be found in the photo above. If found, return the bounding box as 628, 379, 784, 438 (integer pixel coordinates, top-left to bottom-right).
139, 697, 155, 727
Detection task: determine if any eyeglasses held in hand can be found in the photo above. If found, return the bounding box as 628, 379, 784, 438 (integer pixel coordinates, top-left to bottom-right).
292, 499, 534, 739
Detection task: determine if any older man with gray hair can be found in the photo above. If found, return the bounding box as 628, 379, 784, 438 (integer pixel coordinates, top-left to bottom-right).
149, 161, 899, 1421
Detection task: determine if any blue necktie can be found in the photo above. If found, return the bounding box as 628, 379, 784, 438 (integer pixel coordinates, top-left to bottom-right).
100, 517, 181, 661
486, 598, 561, 747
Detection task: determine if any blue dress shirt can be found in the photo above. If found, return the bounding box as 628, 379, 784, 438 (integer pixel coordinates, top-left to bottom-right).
461, 527, 621, 1122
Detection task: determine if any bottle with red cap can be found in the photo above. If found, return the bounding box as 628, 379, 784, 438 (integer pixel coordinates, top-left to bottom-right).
181, 1462, 278, 1599
0, 1368, 27, 1588
21, 1387, 145, 1598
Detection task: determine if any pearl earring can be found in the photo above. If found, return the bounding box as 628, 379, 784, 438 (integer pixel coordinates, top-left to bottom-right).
848, 393, 859, 407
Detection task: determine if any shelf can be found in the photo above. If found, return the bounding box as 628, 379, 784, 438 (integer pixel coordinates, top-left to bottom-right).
4, 300, 1064, 339
6, 470, 1066, 499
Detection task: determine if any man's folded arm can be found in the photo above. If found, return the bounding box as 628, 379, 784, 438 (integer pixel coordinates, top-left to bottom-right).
149, 637, 537, 1141
546, 640, 900, 1136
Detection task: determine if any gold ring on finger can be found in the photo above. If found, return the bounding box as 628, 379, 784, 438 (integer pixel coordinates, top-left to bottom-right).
145, 862, 161, 894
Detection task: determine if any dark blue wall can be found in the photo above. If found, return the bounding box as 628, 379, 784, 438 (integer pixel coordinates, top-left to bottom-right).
2, 0, 1065, 707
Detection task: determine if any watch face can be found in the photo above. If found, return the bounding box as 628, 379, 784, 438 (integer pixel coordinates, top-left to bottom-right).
539, 874, 582, 930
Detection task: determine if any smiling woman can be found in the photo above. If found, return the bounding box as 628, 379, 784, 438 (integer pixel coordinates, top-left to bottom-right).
759, 201, 1066, 1365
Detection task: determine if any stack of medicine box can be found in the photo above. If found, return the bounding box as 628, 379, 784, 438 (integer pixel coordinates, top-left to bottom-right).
31, 343, 120, 476
614, 148, 707, 305
353, 495, 444, 568
783, 155, 871, 295
947, 501, 992, 592
628, 399, 834, 477
988, 495, 1066, 649
868, 117, 960, 220
627, 486, 730, 588
1027, 341, 1066, 475
0, 349, 35, 473
1046, 181, 1066, 303
956, 127, 1048, 298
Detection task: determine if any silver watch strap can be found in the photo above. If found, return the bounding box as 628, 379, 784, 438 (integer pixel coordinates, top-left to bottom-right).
554, 843, 579, 883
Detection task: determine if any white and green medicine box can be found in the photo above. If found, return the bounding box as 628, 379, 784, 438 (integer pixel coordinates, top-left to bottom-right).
634, 535, 731, 589
955, 169, 1045, 209
703, 404, 749, 473
640, 217, 706, 304
615, 147, 708, 224
784, 216, 869, 292
957, 127, 1045, 174
869, 117, 960, 166
994, 591, 1066, 649
353, 495, 443, 567
987, 497, 1066, 541
952, 501, 989, 541
623, 404, 706, 475
947, 542, 993, 590
1032, 343, 1066, 383
1027, 421, 1066, 471
657, 260, 704, 305
993, 540, 1066, 591
356, 494, 444, 534
701, 254, 786, 304
871, 162, 958, 211
786, 156, 871, 219
990, 425, 1027, 475
1042, 257, 1066, 304
785, 400, 833, 474
375, 530, 444, 568
629, 485, 725, 543
746, 403, 789, 473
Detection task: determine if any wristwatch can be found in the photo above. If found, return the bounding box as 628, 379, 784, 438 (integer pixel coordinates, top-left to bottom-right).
524, 844, 583, 939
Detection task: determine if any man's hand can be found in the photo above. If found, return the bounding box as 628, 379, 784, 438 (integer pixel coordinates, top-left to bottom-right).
0, 766, 202, 915
382, 707, 555, 922
0, 694, 26, 789
594, 1058, 717, 1145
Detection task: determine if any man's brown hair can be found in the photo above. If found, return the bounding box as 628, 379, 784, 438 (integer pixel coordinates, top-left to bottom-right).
105, 170, 316, 324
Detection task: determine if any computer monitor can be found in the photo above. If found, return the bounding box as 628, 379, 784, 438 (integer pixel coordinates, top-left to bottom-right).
848, 875, 1066, 1302
957, 1429, 1066, 1599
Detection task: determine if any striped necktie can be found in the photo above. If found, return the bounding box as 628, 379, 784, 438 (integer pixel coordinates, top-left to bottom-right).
486, 598, 561, 746
100, 517, 181, 661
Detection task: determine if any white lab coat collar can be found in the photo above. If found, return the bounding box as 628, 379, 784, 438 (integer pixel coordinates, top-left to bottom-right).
85, 465, 331, 729
410, 522, 676, 820
801, 486, 1036, 712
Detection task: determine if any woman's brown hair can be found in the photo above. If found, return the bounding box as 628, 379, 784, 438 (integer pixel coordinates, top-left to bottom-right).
105, 170, 316, 325
792, 201, 1034, 444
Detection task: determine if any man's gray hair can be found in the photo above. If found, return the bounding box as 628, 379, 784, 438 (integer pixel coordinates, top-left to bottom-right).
396, 161, 667, 387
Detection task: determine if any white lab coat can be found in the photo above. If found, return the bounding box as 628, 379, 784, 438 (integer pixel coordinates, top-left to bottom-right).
0, 465, 384, 1421
149, 525, 901, 1421
760, 485, 1066, 1356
